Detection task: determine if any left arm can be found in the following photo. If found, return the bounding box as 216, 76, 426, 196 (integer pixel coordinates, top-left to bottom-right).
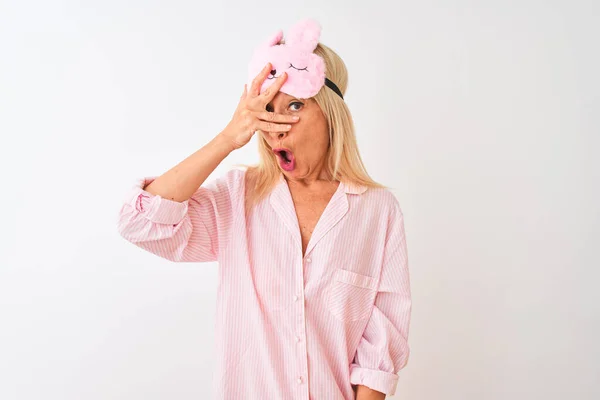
354, 384, 386, 399
350, 203, 411, 398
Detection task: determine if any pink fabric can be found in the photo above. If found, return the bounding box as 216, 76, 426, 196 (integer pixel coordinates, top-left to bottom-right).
247, 18, 326, 99
117, 168, 411, 399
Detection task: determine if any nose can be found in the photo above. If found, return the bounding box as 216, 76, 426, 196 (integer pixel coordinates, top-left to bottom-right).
268, 129, 287, 141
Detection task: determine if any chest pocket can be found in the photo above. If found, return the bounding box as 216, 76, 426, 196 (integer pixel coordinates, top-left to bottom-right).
327, 268, 378, 322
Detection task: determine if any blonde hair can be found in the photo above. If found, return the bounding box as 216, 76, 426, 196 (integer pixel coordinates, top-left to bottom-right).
236, 42, 387, 216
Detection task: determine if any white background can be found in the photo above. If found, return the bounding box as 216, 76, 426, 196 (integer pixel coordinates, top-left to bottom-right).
1, 1, 598, 399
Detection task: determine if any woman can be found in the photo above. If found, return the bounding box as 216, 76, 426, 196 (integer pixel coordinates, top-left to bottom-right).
118, 20, 411, 400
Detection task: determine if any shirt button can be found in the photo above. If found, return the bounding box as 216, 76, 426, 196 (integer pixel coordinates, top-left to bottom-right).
293, 295, 298, 301
305, 258, 311, 263
297, 377, 302, 384
296, 336, 301, 342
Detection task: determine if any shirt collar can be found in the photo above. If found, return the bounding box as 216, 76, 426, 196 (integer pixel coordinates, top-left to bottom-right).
341, 181, 368, 195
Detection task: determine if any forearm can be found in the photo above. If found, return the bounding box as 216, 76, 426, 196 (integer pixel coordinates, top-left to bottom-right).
143, 133, 235, 202
354, 384, 385, 400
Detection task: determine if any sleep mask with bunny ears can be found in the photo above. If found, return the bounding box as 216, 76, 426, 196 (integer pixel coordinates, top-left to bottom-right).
247, 18, 344, 100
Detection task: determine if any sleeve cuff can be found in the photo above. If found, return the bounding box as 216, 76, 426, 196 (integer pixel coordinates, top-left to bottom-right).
123, 177, 189, 225
349, 364, 400, 396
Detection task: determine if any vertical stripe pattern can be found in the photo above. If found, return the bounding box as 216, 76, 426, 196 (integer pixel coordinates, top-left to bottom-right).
117, 168, 411, 399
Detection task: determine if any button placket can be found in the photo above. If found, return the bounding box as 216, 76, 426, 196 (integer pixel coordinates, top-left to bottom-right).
295, 254, 308, 395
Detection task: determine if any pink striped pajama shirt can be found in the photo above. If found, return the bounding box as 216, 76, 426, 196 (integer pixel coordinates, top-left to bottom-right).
117, 168, 411, 399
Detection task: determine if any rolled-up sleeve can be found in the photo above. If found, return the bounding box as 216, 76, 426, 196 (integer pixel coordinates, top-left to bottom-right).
350, 203, 411, 396
117, 168, 241, 263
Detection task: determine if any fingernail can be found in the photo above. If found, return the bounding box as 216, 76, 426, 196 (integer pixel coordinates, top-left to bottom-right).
292, 116, 299, 121
286, 125, 292, 129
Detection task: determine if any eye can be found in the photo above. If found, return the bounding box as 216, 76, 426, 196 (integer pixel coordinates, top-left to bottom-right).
289, 63, 309, 72
289, 101, 303, 111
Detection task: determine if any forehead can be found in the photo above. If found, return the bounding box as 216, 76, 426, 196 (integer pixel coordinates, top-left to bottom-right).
268, 91, 311, 106
270, 91, 296, 103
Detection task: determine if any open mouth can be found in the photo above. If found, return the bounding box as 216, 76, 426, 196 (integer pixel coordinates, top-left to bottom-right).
273, 148, 295, 171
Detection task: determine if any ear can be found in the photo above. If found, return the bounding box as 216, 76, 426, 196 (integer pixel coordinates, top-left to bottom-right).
260, 29, 284, 49
285, 18, 321, 52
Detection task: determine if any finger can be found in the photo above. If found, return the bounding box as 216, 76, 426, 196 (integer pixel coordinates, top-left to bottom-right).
241, 84, 247, 100
257, 120, 292, 133
261, 71, 288, 102
249, 62, 272, 97
255, 111, 299, 124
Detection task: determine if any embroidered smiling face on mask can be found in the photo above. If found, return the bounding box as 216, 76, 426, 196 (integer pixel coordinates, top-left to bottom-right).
247, 18, 326, 99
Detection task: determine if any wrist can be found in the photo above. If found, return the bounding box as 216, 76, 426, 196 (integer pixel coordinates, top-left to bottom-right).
213, 132, 237, 154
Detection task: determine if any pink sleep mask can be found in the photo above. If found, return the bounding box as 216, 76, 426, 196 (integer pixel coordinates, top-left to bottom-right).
247, 18, 343, 100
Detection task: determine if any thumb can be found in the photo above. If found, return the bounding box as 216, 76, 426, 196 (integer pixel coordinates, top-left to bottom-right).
241, 84, 247, 100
